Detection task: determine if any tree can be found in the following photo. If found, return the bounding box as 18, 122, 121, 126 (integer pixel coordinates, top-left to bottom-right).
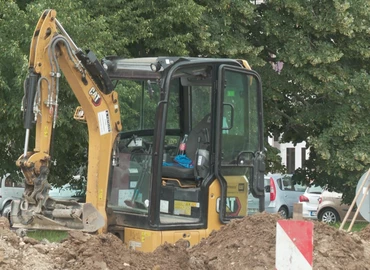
0, 1, 29, 177
254, 0, 370, 201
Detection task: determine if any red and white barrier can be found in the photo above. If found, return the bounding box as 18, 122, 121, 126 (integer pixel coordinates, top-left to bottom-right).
276, 220, 313, 270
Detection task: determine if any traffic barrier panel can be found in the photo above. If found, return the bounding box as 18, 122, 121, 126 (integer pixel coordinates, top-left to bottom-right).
276, 220, 313, 270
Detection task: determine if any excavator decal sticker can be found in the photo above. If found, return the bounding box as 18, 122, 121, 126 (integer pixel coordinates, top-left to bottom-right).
98, 110, 112, 135
174, 200, 200, 216
88, 87, 102, 106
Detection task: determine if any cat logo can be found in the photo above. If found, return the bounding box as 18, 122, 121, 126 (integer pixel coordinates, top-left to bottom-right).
88, 87, 102, 106
216, 196, 241, 216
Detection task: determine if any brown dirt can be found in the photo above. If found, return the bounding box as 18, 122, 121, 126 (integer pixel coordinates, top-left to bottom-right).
357, 223, 370, 240
0, 214, 369, 270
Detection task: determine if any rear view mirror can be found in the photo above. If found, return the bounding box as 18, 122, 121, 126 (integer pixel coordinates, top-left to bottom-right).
251, 152, 266, 198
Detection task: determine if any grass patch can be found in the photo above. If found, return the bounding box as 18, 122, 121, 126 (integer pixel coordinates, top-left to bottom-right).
27, 230, 69, 242
331, 221, 369, 232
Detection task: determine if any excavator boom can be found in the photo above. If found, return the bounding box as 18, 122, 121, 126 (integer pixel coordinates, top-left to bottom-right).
11, 9, 122, 232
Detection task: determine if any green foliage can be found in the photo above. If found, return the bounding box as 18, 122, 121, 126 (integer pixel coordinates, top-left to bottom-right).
256, 0, 370, 202
193, 0, 264, 65
331, 221, 368, 232
27, 230, 68, 242
265, 143, 286, 173
79, 0, 205, 57
0, 0, 30, 175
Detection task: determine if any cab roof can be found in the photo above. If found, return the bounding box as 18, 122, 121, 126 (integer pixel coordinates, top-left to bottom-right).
103, 56, 241, 80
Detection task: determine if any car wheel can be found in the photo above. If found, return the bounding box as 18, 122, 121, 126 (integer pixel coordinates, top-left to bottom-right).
319, 208, 340, 224
278, 206, 289, 219
1, 203, 12, 225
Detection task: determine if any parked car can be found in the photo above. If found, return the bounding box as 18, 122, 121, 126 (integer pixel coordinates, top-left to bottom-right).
298, 184, 323, 219
317, 190, 365, 224
248, 174, 306, 218
0, 174, 24, 220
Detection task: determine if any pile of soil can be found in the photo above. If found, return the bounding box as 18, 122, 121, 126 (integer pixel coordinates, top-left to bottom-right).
0, 213, 369, 270
357, 223, 370, 240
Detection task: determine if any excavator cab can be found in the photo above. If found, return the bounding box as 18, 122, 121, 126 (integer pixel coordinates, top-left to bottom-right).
104, 57, 265, 251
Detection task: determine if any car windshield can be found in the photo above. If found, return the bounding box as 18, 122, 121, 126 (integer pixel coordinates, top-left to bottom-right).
278, 175, 306, 192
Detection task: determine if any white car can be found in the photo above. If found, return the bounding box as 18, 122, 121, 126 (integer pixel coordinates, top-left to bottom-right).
298, 185, 323, 219
0, 174, 24, 221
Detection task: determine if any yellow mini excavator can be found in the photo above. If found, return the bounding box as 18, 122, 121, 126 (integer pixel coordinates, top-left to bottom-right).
11, 9, 266, 252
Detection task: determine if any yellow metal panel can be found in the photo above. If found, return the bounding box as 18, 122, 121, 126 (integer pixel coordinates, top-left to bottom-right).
162, 230, 205, 247
224, 175, 249, 217
124, 227, 162, 252
124, 227, 208, 252
205, 179, 223, 233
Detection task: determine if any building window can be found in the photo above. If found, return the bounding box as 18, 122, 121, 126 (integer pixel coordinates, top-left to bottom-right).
301, 148, 307, 168
286, 148, 295, 174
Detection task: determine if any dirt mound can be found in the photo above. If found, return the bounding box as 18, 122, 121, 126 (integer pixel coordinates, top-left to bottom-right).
52, 231, 206, 270
313, 221, 369, 270
357, 223, 370, 240
189, 212, 280, 269
190, 213, 370, 270
0, 214, 369, 270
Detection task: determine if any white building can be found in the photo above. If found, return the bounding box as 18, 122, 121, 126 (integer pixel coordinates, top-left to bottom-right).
268, 137, 309, 173
251, 0, 265, 4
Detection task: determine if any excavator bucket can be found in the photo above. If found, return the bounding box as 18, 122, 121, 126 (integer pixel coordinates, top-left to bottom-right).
10, 198, 105, 232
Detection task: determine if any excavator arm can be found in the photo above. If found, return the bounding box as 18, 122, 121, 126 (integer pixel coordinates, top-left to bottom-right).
11, 9, 122, 232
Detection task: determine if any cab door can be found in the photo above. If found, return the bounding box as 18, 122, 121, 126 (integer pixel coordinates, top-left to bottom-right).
216, 65, 264, 220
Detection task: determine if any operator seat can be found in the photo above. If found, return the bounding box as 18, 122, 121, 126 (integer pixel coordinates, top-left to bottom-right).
162, 114, 211, 180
